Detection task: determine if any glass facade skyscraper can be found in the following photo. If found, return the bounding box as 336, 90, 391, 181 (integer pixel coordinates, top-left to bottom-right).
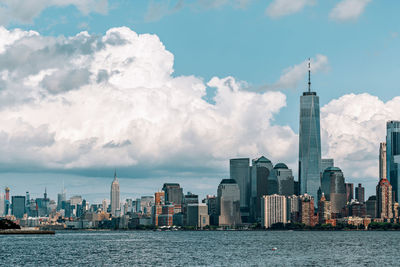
299, 88, 321, 203
386, 121, 400, 201
230, 158, 250, 222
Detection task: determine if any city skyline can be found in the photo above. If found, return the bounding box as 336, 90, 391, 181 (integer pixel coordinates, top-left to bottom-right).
1, 1, 400, 202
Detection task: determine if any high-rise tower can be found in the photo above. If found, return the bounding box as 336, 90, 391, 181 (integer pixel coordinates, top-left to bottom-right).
110, 170, 120, 217
379, 142, 387, 180
230, 158, 250, 222
299, 59, 321, 203
386, 121, 400, 201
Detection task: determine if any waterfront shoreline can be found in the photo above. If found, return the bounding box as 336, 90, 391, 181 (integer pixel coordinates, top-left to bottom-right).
0, 230, 55, 235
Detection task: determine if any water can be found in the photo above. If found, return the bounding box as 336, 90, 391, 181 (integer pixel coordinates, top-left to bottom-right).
1, 230, 399, 266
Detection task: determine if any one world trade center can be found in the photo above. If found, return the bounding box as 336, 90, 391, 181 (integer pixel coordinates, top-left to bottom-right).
298, 59, 321, 203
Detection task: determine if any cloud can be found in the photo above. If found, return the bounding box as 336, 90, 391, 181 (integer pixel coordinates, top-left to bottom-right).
0, 0, 108, 25
321, 93, 400, 181
266, 0, 316, 18
253, 54, 329, 91
329, 0, 371, 22
0, 26, 298, 177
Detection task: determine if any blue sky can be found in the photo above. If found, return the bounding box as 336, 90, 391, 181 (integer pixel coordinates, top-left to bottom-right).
12, 0, 400, 131
1, 0, 399, 201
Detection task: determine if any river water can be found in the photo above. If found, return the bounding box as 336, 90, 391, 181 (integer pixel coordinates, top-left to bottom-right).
1, 230, 398, 266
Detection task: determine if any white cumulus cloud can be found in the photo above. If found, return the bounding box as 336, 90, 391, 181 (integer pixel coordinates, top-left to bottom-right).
0, 26, 297, 176
321, 93, 400, 181
266, 0, 316, 18
329, 0, 371, 22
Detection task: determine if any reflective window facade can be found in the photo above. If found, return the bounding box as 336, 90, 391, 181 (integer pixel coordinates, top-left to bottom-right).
321, 167, 346, 214
299, 92, 321, 203
386, 121, 400, 201
229, 158, 250, 220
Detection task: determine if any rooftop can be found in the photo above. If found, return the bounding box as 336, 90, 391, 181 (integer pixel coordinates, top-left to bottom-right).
220, 179, 237, 184
274, 163, 288, 169
324, 167, 342, 172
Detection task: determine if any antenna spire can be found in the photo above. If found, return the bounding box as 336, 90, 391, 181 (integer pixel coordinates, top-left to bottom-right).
308, 58, 311, 93
114, 168, 117, 179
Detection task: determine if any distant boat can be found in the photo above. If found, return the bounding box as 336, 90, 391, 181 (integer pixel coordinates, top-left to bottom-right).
272, 247, 277, 251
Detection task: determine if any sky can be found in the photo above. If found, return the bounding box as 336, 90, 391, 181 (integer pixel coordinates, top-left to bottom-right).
0, 0, 399, 202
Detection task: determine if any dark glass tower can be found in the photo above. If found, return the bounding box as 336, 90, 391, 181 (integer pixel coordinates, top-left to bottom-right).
386, 121, 400, 201
299, 60, 321, 203
230, 158, 250, 222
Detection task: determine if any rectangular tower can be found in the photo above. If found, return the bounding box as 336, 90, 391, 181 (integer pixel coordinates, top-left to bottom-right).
299, 63, 321, 203
379, 142, 387, 180
230, 158, 250, 222
387, 121, 400, 201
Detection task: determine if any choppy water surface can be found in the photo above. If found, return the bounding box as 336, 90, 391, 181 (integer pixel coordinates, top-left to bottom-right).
0, 230, 399, 266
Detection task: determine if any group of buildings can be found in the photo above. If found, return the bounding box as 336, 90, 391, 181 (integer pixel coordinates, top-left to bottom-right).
1, 63, 400, 230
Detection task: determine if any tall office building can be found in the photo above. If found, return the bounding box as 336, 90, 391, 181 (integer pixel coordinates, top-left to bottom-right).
36, 189, 50, 217
155, 191, 165, 205
250, 156, 276, 222
12, 196, 26, 219
299, 61, 321, 203
217, 179, 241, 227
162, 183, 183, 205
272, 163, 294, 196
261, 194, 287, 229
376, 178, 393, 220
110, 170, 120, 217
366, 196, 377, 218
387, 121, 400, 201
321, 159, 334, 175
321, 167, 346, 215
355, 183, 365, 203
318, 193, 331, 224
380, 142, 387, 180
230, 158, 250, 222
5, 187, 10, 215
299, 194, 316, 226
26, 192, 30, 208
287, 195, 300, 223
204, 195, 218, 225
0, 193, 4, 216
186, 203, 209, 228
140, 196, 155, 215
345, 183, 354, 203
57, 185, 66, 211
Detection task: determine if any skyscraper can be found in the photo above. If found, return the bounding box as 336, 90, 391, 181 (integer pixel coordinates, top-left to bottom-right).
387, 121, 400, 201
345, 183, 354, 203
5, 187, 10, 215
299, 60, 321, 203
318, 193, 331, 224
0, 193, 4, 216
376, 178, 393, 220
155, 191, 165, 205
57, 186, 66, 211
366, 196, 377, 218
162, 183, 183, 205
230, 158, 250, 222
110, 170, 120, 217
12, 196, 26, 219
321, 167, 346, 215
321, 159, 334, 175
299, 194, 317, 226
355, 183, 365, 203
261, 194, 287, 229
250, 156, 276, 222
272, 163, 294, 196
380, 142, 387, 180
217, 179, 241, 227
